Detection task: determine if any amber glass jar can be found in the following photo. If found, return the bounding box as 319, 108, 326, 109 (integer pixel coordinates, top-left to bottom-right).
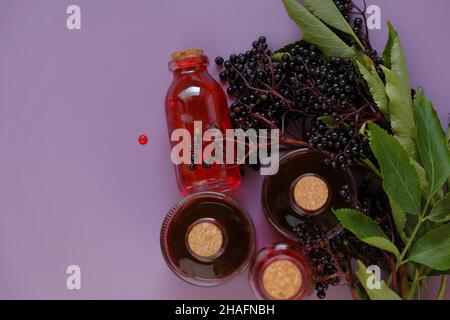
160, 192, 255, 287
262, 149, 357, 240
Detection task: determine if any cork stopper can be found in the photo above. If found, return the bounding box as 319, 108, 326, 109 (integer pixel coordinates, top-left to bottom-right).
187, 221, 224, 259
262, 260, 303, 300
171, 49, 204, 61
293, 175, 329, 212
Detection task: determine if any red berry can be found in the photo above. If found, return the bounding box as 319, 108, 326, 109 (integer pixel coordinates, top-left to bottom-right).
138, 135, 148, 145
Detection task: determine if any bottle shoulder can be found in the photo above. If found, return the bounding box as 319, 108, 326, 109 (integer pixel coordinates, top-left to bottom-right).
166, 72, 223, 101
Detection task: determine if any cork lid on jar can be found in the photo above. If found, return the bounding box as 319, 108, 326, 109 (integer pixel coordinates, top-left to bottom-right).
262, 259, 303, 300
187, 220, 224, 259
171, 48, 204, 61
249, 243, 314, 300
292, 174, 330, 213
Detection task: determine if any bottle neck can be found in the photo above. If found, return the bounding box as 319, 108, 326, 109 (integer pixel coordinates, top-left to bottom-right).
170, 55, 209, 76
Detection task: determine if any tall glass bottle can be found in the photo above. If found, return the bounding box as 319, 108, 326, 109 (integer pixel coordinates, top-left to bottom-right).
165, 49, 240, 195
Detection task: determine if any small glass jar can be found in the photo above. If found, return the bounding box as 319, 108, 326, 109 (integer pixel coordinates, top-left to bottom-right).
262, 149, 357, 240
160, 192, 255, 286
165, 49, 241, 195
250, 243, 314, 300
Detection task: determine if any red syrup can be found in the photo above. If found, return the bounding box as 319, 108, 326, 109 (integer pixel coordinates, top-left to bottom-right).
165, 49, 241, 195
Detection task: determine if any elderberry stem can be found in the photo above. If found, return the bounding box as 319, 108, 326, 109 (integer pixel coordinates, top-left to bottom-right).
395, 219, 422, 272
279, 136, 308, 148
407, 270, 420, 300
437, 276, 447, 300
395, 197, 431, 272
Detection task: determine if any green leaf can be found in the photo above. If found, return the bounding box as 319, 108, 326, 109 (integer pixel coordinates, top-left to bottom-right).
413, 89, 450, 196
355, 59, 389, 120
448, 123, 450, 188
409, 224, 450, 271
359, 121, 368, 136
410, 159, 443, 204
410, 159, 431, 197
447, 122, 450, 145
389, 198, 407, 244
317, 116, 335, 127
271, 52, 288, 63
356, 261, 402, 300
352, 47, 373, 68
354, 283, 369, 300
282, 0, 353, 58
369, 123, 421, 215
383, 25, 394, 69
428, 268, 450, 276
303, 0, 364, 49
317, 116, 351, 131
381, 23, 416, 158
382, 66, 417, 159
428, 195, 450, 223
382, 22, 412, 106
334, 209, 400, 257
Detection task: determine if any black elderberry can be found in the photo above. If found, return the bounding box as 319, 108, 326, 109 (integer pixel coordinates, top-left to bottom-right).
317, 290, 326, 299
281, 53, 290, 62
215, 56, 224, 65
298, 236, 307, 246
354, 17, 363, 27
219, 71, 228, 80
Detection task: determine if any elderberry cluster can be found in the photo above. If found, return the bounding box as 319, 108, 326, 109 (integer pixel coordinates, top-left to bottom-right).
338, 184, 353, 204
216, 37, 376, 166
215, 36, 287, 131
294, 215, 388, 299
343, 3, 387, 80
331, 0, 386, 81
291, 178, 394, 300
365, 49, 386, 81
293, 221, 340, 299
307, 118, 371, 170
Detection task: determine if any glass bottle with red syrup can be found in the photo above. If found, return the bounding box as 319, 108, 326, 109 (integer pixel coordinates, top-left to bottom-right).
249, 242, 314, 300
165, 49, 241, 195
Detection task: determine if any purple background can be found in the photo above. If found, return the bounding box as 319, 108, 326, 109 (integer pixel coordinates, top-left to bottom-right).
0, 0, 449, 299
